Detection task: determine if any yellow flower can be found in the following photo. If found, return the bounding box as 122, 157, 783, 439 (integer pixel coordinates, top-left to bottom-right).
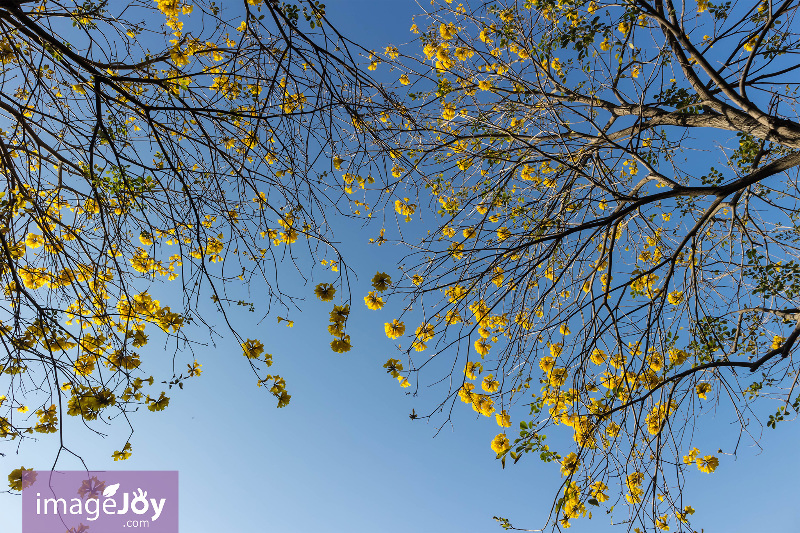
439, 22, 456, 40
464, 361, 480, 379
372, 272, 392, 292
676, 506, 696, 524
548, 367, 568, 387
696, 455, 719, 473
454, 46, 474, 61
495, 410, 511, 427
609, 352, 627, 368
491, 433, 510, 454
479, 27, 493, 44
412, 275, 423, 286
549, 342, 563, 358
472, 394, 494, 416
329, 304, 350, 323
399, 74, 410, 85
590, 348, 606, 365
625, 473, 645, 504
669, 348, 689, 365
416, 323, 435, 342
683, 447, 700, 464
445, 242, 463, 260
539, 356, 555, 373
279, 226, 299, 245
482, 375, 500, 393
383, 357, 404, 376
395, 198, 417, 221
112, 442, 133, 461
648, 351, 664, 372
187, 360, 202, 377
559, 323, 571, 335
459, 382, 475, 403
384, 319, 406, 339
25, 233, 43, 249
590, 481, 609, 502
441, 102, 456, 120
667, 290, 683, 305
560, 452, 580, 476
8, 467, 37, 491
364, 291, 385, 310
314, 283, 336, 302
645, 402, 674, 434
582, 278, 593, 292
330, 335, 352, 353
771, 335, 785, 350
241, 339, 265, 359
696, 382, 711, 399
475, 337, 492, 356
424, 44, 440, 65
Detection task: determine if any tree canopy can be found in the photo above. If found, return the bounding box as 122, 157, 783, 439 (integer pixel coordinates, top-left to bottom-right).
350, 0, 800, 530
0, 0, 382, 463
5, 0, 800, 532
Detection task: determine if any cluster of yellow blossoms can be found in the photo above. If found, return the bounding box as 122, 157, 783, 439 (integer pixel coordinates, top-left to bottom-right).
683, 447, 719, 474
383, 358, 410, 388
314, 272, 380, 354
241, 339, 289, 407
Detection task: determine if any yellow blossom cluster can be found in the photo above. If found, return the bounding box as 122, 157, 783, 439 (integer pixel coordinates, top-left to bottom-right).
384, 358, 410, 388
328, 304, 352, 353
257, 375, 291, 408
683, 447, 719, 473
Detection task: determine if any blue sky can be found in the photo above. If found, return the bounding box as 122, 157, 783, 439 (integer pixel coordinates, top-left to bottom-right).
3, 1, 800, 532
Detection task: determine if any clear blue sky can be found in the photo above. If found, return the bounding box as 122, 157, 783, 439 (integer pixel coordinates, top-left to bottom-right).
2, 2, 800, 532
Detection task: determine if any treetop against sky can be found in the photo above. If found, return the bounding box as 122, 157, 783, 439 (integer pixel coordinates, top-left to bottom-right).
2, 0, 800, 531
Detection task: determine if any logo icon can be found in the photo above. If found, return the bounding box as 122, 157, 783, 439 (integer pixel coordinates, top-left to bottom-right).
21, 471, 178, 532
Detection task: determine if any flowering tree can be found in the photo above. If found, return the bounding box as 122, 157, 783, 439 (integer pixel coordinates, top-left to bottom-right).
6, 0, 800, 530
0, 0, 382, 475
350, 0, 800, 530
